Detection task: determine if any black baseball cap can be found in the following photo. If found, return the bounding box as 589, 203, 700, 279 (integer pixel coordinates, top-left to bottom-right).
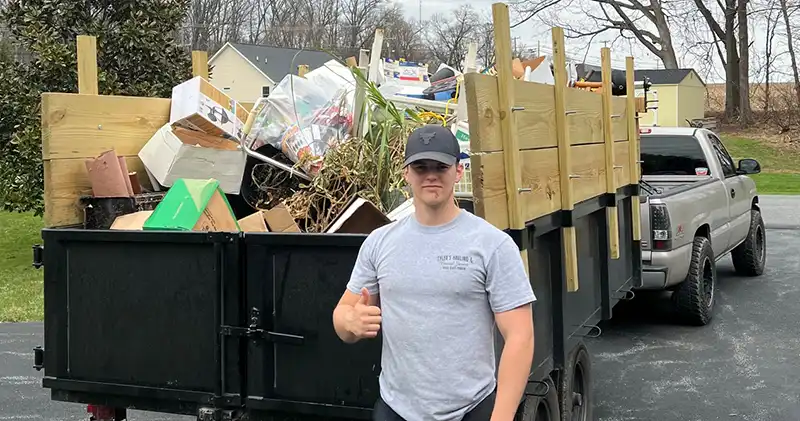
403, 124, 461, 167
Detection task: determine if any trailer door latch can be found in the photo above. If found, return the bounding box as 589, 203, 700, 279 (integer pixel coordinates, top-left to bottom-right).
220, 307, 304, 345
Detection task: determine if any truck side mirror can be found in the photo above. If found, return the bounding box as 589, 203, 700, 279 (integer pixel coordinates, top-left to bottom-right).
737, 158, 761, 174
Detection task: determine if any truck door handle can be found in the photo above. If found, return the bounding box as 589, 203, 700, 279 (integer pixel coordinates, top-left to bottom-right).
730, 189, 736, 198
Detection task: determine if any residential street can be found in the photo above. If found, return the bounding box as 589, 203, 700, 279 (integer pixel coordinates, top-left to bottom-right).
2, 196, 798, 421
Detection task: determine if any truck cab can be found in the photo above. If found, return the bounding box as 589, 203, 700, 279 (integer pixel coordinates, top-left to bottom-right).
637, 126, 765, 325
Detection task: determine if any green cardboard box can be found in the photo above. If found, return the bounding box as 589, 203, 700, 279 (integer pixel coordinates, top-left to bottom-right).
142, 178, 240, 232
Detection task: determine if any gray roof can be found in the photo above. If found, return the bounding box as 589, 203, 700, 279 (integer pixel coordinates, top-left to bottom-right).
575, 64, 704, 86
227, 43, 337, 83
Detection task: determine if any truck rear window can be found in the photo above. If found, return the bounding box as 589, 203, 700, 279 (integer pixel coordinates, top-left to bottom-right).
640, 134, 709, 176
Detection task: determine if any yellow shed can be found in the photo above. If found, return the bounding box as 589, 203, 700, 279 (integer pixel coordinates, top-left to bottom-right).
575, 64, 706, 128
633, 69, 706, 127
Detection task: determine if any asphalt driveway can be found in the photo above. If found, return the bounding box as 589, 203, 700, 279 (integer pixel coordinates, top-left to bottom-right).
1, 195, 798, 420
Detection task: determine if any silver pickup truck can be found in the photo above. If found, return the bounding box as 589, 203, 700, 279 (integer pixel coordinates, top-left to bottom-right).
638, 126, 766, 326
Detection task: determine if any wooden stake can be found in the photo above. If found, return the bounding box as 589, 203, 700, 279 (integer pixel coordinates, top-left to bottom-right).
601, 47, 620, 260
368, 29, 384, 83
192, 51, 209, 79
456, 42, 478, 123
626, 56, 642, 241
77, 35, 98, 95
492, 3, 529, 275
552, 27, 579, 292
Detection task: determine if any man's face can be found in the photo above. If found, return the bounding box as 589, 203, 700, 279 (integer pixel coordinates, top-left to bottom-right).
404, 159, 464, 208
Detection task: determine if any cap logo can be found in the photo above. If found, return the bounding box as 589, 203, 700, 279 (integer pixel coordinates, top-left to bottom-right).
420, 132, 435, 145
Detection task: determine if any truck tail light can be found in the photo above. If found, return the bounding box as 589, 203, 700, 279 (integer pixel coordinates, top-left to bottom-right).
650, 203, 672, 250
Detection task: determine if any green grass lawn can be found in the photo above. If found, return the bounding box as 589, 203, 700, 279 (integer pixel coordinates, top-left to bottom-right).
0, 211, 44, 322
721, 135, 800, 195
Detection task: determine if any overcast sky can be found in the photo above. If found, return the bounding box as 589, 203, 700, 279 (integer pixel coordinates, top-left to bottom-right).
397, 0, 789, 85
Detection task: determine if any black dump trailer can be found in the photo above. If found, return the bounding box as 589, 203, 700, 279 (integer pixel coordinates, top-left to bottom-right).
32, 186, 641, 421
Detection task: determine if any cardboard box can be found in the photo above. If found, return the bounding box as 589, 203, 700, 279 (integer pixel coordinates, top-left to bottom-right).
263, 205, 301, 233
325, 197, 391, 234
170, 76, 250, 140
238, 211, 269, 232
138, 123, 247, 194
110, 210, 153, 230
143, 178, 240, 232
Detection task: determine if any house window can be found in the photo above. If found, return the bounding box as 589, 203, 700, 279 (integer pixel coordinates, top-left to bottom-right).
262, 86, 270, 97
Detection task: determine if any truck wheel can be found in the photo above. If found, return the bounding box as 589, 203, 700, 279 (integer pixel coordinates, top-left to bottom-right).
516, 377, 561, 421
558, 342, 593, 421
672, 236, 716, 326
731, 209, 766, 276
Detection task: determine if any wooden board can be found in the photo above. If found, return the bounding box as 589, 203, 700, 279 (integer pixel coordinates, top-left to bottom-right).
470, 143, 613, 231
42, 93, 170, 160
44, 156, 152, 228
471, 138, 632, 231
465, 73, 629, 154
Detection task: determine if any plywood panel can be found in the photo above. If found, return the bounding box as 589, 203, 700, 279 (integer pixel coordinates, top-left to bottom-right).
44, 156, 151, 228
42, 93, 170, 160
470, 143, 607, 230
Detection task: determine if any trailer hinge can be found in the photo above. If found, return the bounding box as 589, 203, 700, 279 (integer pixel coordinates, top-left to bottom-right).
33, 346, 44, 371
32, 244, 43, 269
220, 308, 304, 345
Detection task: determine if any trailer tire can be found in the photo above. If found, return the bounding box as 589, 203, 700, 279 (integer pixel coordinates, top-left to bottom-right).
731, 209, 766, 276
558, 342, 593, 421
516, 377, 560, 421
672, 236, 716, 326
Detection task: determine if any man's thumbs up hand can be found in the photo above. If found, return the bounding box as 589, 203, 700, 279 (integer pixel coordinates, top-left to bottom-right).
347, 287, 382, 339
358, 287, 371, 305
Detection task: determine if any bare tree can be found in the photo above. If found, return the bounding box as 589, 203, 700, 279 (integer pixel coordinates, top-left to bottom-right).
691, 0, 752, 121
762, 0, 782, 111
426, 5, 482, 68
739, 0, 752, 124
779, 0, 800, 105
381, 5, 427, 61
531, 0, 679, 69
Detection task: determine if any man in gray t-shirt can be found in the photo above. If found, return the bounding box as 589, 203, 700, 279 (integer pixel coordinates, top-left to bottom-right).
333, 125, 536, 421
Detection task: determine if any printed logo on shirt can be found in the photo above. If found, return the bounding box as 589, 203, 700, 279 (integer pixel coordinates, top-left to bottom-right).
437, 255, 474, 271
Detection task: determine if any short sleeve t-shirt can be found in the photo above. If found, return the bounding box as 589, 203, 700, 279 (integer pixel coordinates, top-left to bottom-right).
346, 209, 536, 421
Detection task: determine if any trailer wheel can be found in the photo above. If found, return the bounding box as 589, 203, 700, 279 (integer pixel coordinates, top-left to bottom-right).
731, 209, 766, 276
558, 342, 593, 421
672, 236, 716, 326
516, 377, 560, 421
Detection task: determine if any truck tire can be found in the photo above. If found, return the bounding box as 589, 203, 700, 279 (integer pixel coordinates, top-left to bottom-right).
731, 209, 766, 276
516, 377, 561, 421
672, 236, 716, 326
558, 342, 593, 421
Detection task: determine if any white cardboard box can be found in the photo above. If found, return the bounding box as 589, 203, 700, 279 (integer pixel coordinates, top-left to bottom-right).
170, 76, 250, 141
138, 123, 247, 194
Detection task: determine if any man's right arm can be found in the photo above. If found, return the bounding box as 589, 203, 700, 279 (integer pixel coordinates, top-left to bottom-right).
333, 288, 381, 343
333, 233, 381, 343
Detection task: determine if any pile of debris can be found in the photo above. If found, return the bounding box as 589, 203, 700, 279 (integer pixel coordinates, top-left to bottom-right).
80, 56, 450, 236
